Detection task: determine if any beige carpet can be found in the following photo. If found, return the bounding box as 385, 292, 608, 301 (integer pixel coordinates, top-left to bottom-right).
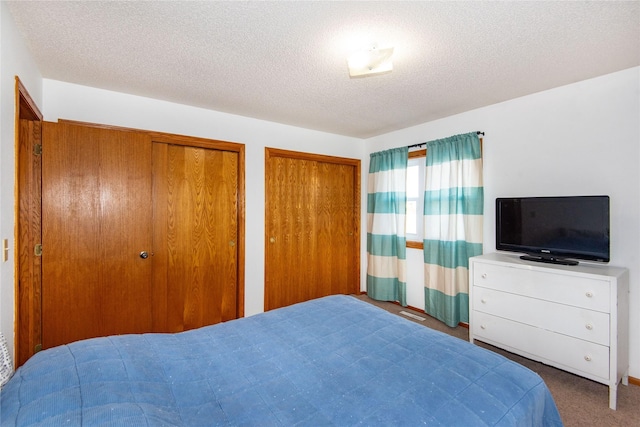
355, 294, 640, 427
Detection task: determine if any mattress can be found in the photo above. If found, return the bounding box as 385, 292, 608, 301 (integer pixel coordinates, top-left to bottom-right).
0, 295, 563, 426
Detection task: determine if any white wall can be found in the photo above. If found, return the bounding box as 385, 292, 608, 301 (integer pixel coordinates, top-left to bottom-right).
365, 67, 640, 377
0, 1, 43, 362
41, 79, 369, 318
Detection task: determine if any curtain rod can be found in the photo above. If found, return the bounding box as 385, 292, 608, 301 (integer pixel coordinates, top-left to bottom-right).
407, 131, 485, 149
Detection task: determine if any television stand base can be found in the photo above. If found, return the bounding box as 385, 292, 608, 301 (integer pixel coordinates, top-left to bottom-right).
520, 255, 579, 266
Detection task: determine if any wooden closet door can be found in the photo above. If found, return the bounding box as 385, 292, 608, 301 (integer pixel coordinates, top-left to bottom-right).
17, 119, 42, 365
41, 122, 153, 348
265, 149, 360, 311
152, 143, 239, 332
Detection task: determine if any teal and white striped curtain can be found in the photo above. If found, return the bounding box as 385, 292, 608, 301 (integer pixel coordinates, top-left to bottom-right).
367, 147, 408, 306
423, 133, 483, 327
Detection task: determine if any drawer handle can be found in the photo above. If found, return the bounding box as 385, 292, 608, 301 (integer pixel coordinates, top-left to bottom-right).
481, 298, 487, 304
481, 273, 487, 279
585, 291, 593, 298
480, 325, 486, 330
585, 323, 593, 330
584, 355, 592, 362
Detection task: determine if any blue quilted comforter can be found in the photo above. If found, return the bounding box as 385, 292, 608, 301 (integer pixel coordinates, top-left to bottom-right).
1, 295, 562, 426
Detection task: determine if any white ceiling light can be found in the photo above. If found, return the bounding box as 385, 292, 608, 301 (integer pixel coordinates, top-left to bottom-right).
347, 44, 394, 78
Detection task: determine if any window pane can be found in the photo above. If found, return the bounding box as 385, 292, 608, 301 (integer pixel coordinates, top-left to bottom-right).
406, 201, 417, 234
407, 165, 419, 198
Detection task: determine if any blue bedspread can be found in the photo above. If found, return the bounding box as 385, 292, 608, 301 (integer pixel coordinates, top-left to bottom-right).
1, 295, 562, 426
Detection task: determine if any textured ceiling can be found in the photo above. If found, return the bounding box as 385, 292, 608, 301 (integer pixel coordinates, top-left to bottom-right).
6, 1, 640, 139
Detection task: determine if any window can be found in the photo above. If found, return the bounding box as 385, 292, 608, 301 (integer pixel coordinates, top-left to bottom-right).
406, 150, 426, 247
405, 138, 481, 249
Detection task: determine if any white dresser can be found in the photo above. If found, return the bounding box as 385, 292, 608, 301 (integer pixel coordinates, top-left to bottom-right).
469, 252, 629, 410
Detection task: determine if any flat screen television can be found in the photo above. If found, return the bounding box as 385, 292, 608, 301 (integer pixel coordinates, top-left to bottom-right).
496, 196, 610, 265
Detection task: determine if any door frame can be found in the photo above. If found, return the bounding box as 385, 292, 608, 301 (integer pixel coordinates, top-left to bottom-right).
264, 147, 361, 310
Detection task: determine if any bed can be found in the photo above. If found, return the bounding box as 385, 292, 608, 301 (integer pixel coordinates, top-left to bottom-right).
1, 295, 562, 426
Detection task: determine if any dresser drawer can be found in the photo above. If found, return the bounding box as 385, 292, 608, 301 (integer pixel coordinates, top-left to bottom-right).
472, 287, 610, 345
472, 262, 610, 312
472, 311, 609, 381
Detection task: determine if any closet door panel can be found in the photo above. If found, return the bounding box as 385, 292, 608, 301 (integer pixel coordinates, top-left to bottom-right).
319, 162, 358, 296
265, 149, 360, 311
41, 122, 153, 348
266, 156, 314, 309
17, 119, 42, 366
155, 143, 239, 331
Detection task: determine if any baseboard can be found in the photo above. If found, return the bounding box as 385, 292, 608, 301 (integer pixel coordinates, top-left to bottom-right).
629, 376, 640, 387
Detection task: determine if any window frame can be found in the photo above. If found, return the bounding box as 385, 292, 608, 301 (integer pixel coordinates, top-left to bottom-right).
406, 149, 426, 249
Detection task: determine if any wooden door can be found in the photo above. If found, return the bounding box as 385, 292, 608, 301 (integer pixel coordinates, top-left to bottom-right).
30, 120, 244, 353
17, 118, 42, 366
16, 78, 43, 367
152, 143, 239, 332
265, 148, 360, 311
41, 122, 154, 348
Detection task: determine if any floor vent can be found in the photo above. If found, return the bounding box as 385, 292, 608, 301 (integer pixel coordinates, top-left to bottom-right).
399, 311, 426, 322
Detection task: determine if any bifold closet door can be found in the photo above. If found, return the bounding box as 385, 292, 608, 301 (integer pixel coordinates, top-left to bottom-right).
152, 143, 239, 332
42, 122, 154, 349
265, 149, 360, 311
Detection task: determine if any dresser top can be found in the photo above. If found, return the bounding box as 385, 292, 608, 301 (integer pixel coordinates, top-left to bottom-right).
472, 252, 628, 278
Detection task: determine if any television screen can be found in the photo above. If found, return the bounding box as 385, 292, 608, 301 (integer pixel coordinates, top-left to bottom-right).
496, 196, 610, 265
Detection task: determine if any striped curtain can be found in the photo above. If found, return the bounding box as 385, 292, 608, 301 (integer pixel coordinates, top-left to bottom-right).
423, 133, 483, 327
367, 147, 408, 306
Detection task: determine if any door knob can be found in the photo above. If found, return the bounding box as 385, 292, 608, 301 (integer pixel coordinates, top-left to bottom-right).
140, 251, 149, 259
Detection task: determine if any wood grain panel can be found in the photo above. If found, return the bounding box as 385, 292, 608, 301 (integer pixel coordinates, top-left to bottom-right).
15, 77, 43, 367
329, 163, 358, 295
265, 148, 360, 311
26, 118, 244, 356
41, 122, 153, 348
17, 120, 42, 366
157, 144, 239, 331
151, 144, 169, 332
146, 130, 245, 324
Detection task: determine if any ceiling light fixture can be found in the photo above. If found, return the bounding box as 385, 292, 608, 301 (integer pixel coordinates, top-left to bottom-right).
347, 43, 394, 78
